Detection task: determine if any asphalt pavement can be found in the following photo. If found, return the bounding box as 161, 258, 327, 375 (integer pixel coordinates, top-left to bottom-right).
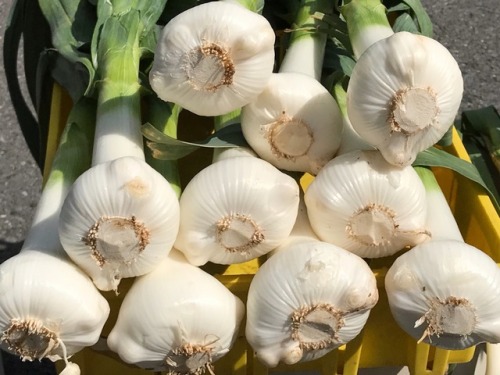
0, 0, 498, 374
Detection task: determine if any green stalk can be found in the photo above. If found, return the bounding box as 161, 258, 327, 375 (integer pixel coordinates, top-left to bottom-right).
92, 10, 144, 166
414, 166, 463, 241
330, 80, 374, 154
340, 0, 394, 59
279, 0, 334, 80
221, 0, 265, 14
145, 96, 182, 198
214, 109, 242, 131
22, 98, 96, 255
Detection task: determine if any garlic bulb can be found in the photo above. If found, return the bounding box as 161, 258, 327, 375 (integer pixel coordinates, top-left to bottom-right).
149, 1, 275, 117
241, 72, 343, 174
0, 250, 110, 368
246, 237, 378, 367
107, 250, 245, 373
346, 31, 464, 166
174, 156, 300, 265
304, 149, 430, 258
59, 156, 180, 291
385, 239, 500, 349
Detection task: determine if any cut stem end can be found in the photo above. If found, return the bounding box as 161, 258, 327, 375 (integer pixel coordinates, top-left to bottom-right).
290, 303, 345, 351
347, 203, 396, 246
416, 296, 477, 342
216, 214, 264, 253
1, 319, 59, 361
185, 42, 235, 92
165, 343, 215, 375
268, 113, 314, 159
83, 215, 150, 267
389, 86, 439, 135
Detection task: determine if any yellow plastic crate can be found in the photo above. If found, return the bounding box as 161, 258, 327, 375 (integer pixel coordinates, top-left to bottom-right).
45, 84, 500, 375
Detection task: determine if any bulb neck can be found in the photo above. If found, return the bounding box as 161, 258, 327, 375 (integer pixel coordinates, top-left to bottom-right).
414, 166, 464, 241
279, 0, 333, 80
223, 0, 265, 14
341, 0, 394, 59
22, 99, 96, 255
330, 81, 374, 155
92, 12, 145, 166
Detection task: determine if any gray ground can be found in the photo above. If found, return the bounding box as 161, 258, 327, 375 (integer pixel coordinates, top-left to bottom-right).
0, 0, 498, 374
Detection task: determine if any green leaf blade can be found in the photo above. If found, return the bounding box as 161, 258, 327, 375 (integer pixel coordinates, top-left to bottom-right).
142, 123, 248, 160
413, 147, 500, 213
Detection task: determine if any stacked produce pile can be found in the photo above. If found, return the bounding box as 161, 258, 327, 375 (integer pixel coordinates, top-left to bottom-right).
1, 0, 499, 374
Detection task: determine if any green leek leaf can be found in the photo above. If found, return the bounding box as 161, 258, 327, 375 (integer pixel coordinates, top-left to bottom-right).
386, 3, 410, 13
401, 0, 433, 37
142, 123, 248, 160
38, 0, 96, 98
392, 13, 419, 33
462, 106, 500, 167
413, 147, 500, 212
92, 0, 167, 62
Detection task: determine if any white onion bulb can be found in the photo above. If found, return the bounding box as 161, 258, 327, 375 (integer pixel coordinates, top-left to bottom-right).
107, 250, 245, 373
241, 72, 343, 175
304, 149, 430, 258
150, 1, 275, 117
246, 240, 378, 367
174, 156, 300, 265
59, 156, 180, 291
347, 31, 463, 166
385, 239, 500, 349
0, 250, 109, 364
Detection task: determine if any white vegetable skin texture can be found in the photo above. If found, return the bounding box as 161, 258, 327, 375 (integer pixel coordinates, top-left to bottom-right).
347, 31, 464, 166
149, 1, 275, 117
241, 72, 343, 175
59, 156, 180, 291
174, 156, 300, 265
304, 150, 429, 258
246, 241, 378, 367
385, 240, 500, 349
212, 145, 258, 163
107, 250, 245, 372
0, 250, 110, 361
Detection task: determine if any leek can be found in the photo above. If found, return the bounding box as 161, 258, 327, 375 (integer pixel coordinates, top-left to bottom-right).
58, 0, 181, 292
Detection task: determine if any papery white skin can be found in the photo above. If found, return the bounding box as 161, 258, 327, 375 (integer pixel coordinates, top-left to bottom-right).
107, 250, 245, 372
246, 240, 378, 367
347, 31, 463, 166
0, 250, 110, 361
150, 1, 275, 117
241, 72, 343, 175
385, 240, 500, 349
174, 156, 300, 265
304, 149, 429, 258
59, 156, 180, 291
212, 146, 258, 163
